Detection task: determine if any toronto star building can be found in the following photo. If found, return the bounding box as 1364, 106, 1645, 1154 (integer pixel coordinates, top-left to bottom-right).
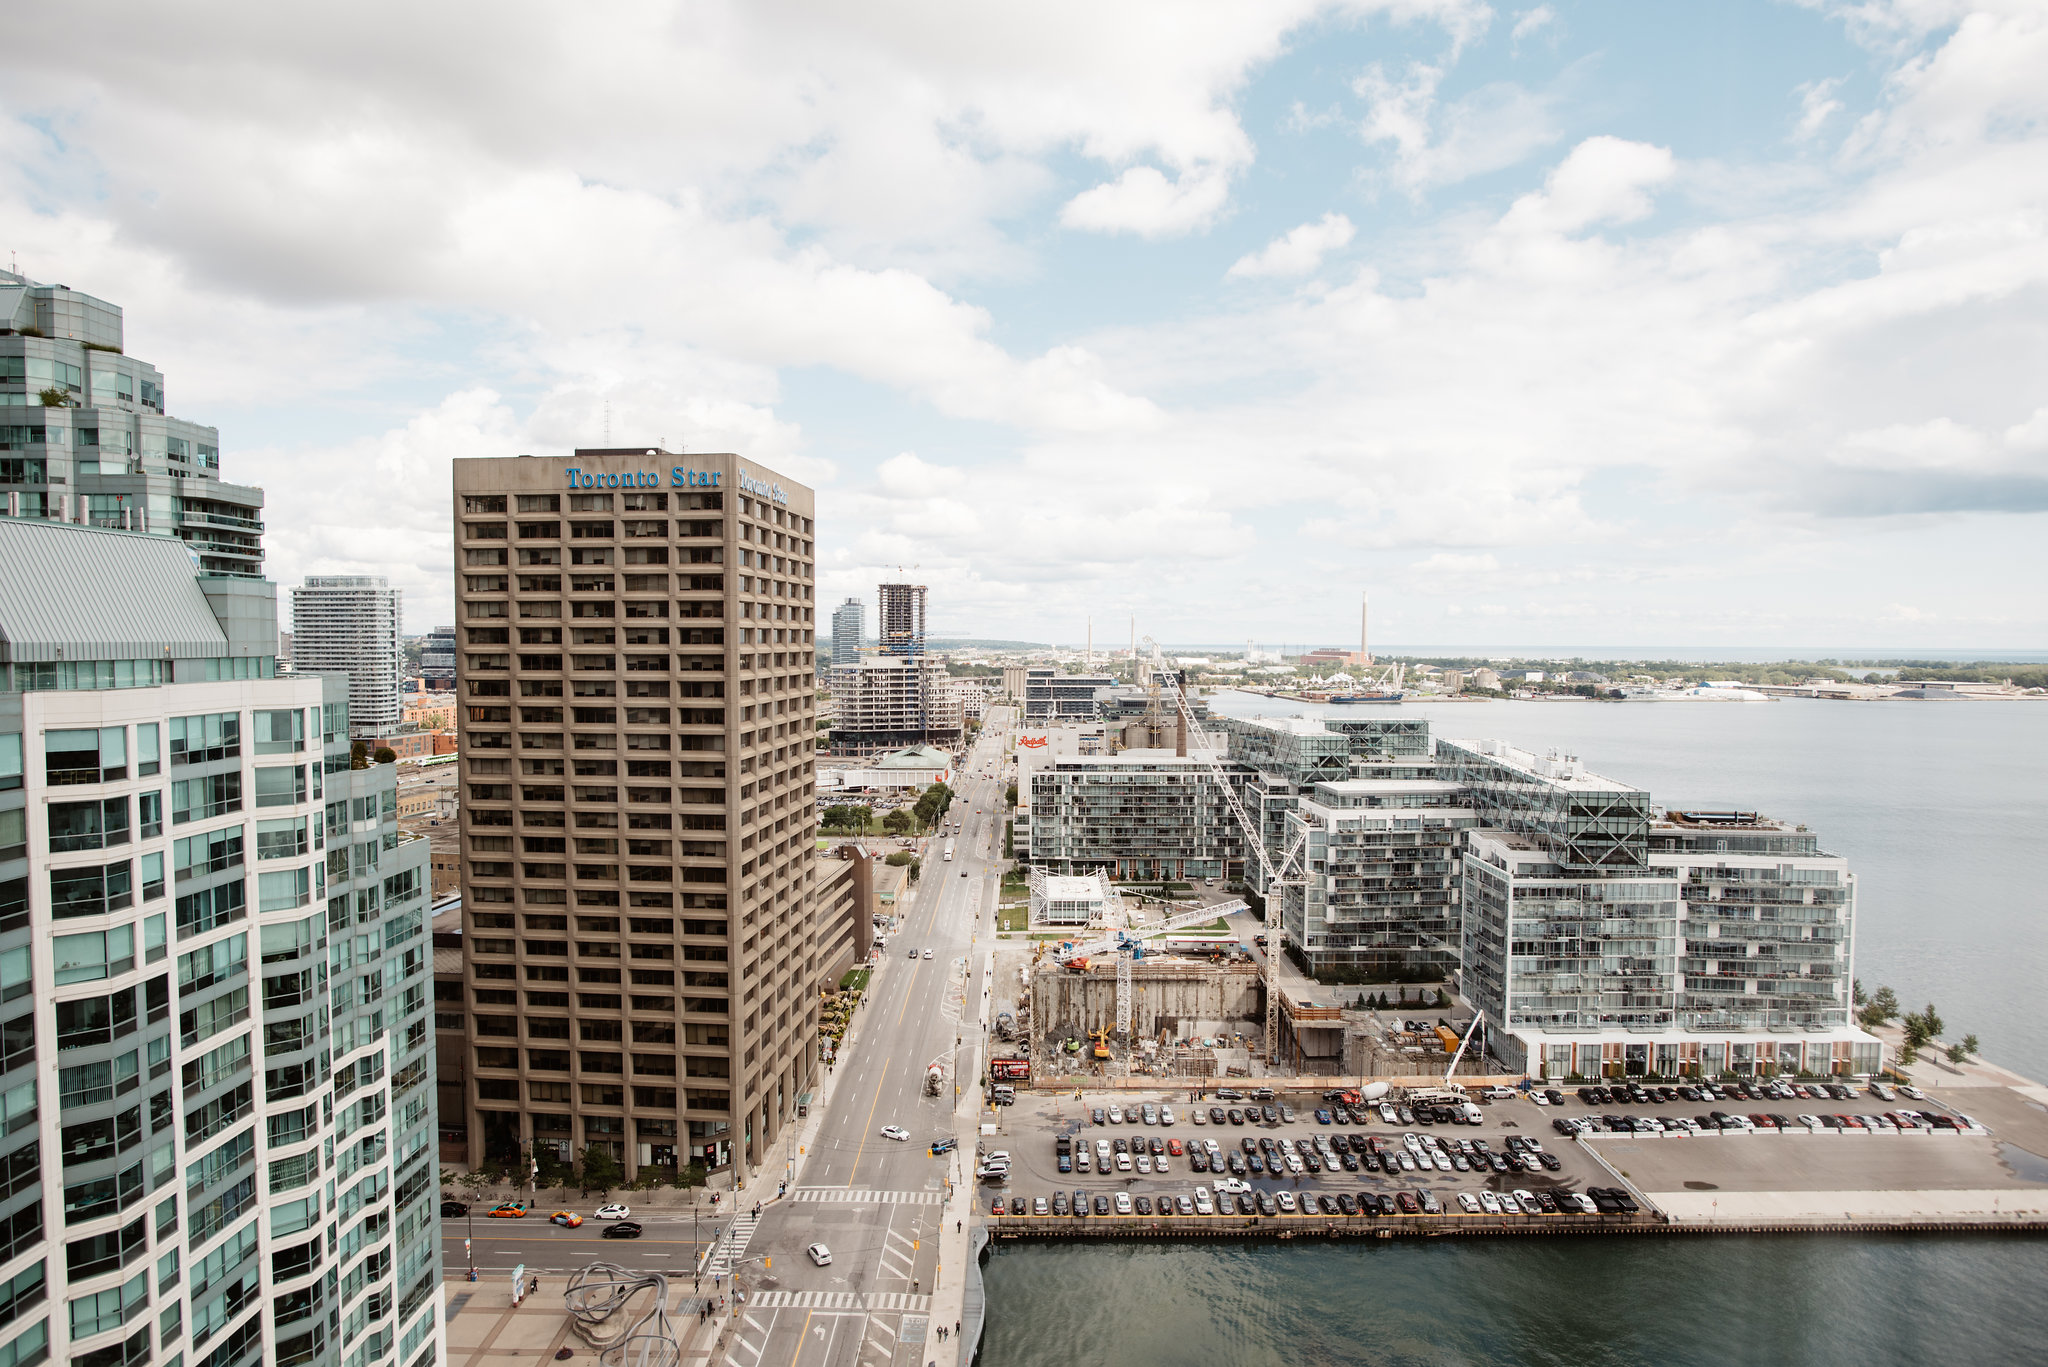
451, 449, 828, 1182
1024, 712, 1878, 1079
0, 519, 441, 1367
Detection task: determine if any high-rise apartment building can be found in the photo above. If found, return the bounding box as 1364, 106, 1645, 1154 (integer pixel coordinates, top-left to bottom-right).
0, 518, 441, 1367
825, 656, 959, 752
0, 270, 265, 577
417, 627, 457, 692
451, 449, 823, 1181
291, 576, 404, 738
876, 583, 925, 658
830, 599, 862, 668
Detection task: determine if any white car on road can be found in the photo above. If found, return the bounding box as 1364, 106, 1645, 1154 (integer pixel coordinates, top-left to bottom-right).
807, 1243, 832, 1266
595, 1204, 630, 1220
879, 1125, 910, 1142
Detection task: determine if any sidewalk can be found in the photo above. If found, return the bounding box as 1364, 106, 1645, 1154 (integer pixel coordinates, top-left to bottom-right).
925, 944, 998, 1365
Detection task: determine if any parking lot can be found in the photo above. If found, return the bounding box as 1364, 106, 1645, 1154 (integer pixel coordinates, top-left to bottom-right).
976, 1087, 1646, 1232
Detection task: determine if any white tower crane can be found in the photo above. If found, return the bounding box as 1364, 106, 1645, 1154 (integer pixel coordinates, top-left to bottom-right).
1141, 636, 1313, 1061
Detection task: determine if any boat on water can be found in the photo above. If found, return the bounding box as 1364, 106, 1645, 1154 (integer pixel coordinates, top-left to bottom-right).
1327, 691, 1404, 704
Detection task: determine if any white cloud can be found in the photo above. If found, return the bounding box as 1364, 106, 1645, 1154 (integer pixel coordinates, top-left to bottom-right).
1355, 62, 1561, 194
1795, 77, 1847, 138
1511, 6, 1557, 44
1498, 136, 1677, 233
1060, 165, 1236, 237
1227, 213, 1357, 278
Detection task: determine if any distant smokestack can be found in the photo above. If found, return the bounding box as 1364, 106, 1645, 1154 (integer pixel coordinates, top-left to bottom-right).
1361, 592, 1371, 668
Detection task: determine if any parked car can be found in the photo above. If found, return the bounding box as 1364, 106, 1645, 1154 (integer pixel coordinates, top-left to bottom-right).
441, 1201, 469, 1218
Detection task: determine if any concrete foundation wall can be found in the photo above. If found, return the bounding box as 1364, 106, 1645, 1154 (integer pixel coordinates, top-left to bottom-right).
1032, 962, 1263, 1040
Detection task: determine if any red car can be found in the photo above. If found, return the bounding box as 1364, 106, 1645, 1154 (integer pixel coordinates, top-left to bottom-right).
990, 1197, 1004, 1216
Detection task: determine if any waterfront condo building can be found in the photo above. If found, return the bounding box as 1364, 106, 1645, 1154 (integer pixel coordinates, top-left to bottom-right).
291, 576, 404, 739
0, 518, 441, 1367
1440, 738, 1875, 1080
451, 449, 822, 1181
0, 270, 265, 577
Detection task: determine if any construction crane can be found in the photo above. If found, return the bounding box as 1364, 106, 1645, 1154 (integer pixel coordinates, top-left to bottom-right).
1441, 1012, 1485, 1086
1141, 635, 1312, 1062
1056, 901, 1250, 1064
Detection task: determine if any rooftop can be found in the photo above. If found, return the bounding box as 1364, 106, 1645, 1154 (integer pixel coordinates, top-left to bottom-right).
1440, 737, 1641, 794
0, 519, 229, 662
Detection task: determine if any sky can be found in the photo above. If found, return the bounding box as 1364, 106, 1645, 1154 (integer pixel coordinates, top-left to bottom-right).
4, 0, 2045, 651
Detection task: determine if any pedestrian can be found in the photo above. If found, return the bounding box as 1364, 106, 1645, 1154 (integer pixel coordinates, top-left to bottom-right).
956, 1321, 961, 1335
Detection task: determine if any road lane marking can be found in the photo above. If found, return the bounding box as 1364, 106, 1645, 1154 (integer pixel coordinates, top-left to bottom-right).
787, 1311, 812, 1367
845, 1058, 893, 1186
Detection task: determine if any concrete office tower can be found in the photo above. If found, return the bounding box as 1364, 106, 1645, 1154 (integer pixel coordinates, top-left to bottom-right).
0, 518, 442, 1367
0, 270, 265, 576
291, 575, 404, 738
876, 582, 925, 658
831, 597, 863, 667
451, 448, 823, 1181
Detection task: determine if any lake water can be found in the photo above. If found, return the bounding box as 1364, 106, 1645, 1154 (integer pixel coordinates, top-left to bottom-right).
976, 695, 2048, 1367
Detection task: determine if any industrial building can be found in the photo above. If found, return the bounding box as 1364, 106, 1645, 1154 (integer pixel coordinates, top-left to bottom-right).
451, 447, 825, 1181
0, 518, 441, 1367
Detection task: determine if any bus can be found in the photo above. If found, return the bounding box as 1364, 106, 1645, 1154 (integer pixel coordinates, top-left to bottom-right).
943, 840, 956, 862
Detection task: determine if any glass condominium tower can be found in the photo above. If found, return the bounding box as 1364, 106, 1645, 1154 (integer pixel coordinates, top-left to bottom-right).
0, 519, 442, 1367
0, 270, 265, 577
451, 449, 823, 1182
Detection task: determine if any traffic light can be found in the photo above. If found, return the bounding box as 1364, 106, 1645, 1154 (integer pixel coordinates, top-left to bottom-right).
764, 1257, 771, 1269
912, 1240, 919, 1250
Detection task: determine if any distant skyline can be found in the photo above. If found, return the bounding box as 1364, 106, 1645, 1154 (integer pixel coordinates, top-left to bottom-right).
5, 2, 2043, 647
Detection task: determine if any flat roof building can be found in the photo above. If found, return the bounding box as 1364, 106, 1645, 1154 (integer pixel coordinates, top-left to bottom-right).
0, 518, 441, 1367
452, 447, 824, 1181
291, 573, 404, 737
830, 598, 863, 668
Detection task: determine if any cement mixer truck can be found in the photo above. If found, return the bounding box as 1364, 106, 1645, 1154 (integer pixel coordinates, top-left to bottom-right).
925, 1063, 944, 1096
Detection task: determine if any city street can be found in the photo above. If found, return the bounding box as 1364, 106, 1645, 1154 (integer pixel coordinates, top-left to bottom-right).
718, 707, 1011, 1367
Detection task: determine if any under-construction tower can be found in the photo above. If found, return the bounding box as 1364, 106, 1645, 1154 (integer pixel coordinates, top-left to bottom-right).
878, 582, 927, 658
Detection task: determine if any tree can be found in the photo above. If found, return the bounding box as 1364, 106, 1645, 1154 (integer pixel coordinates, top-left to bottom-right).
1921, 1003, 1945, 1041
37, 386, 67, 407
883, 809, 913, 836
579, 1144, 624, 1198
1961, 1033, 1980, 1058
1901, 1012, 1932, 1049
1853, 979, 1868, 1008
1860, 985, 1900, 1029
1434, 987, 1450, 1009
884, 851, 913, 867
457, 1169, 493, 1204
374, 746, 398, 764
1946, 1041, 1970, 1065
1006, 783, 1018, 807
350, 739, 370, 771
906, 858, 921, 885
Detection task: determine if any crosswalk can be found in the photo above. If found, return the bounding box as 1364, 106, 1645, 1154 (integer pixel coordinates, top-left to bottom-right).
788, 1187, 943, 1205
745, 1290, 933, 1312
702, 1210, 760, 1275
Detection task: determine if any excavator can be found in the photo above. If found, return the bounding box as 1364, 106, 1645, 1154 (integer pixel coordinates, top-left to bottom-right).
1089, 1027, 1112, 1061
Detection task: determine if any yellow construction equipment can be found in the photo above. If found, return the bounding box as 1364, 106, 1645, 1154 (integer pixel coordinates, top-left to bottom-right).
1089, 1027, 1112, 1060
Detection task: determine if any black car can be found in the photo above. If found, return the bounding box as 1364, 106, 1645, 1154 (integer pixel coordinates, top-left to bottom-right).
1377, 1193, 1399, 1216
1191, 1151, 1210, 1173
1092, 1108, 1106, 1125
1052, 1192, 1071, 1215
1261, 1106, 1279, 1124
1303, 1152, 1322, 1174
602, 1221, 644, 1239
1340, 1152, 1360, 1172
1256, 1191, 1279, 1216
1227, 1108, 1244, 1125
1073, 1189, 1089, 1217
441, 1201, 469, 1218
1227, 1153, 1246, 1176
1235, 1194, 1257, 1215
1247, 1154, 1265, 1175
1337, 1193, 1359, 1215
1208, 1107, 1226, 1124
1093, 1195, 1111, 1216
1134, 1196, 1152, 1215
1149, 1136, 1166, 1156
1537, 1153, 1561, 1172
1113, 1137, 1128, 1154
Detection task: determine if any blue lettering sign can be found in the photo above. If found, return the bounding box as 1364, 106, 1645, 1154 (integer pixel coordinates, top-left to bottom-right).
737, 468, 789, 506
